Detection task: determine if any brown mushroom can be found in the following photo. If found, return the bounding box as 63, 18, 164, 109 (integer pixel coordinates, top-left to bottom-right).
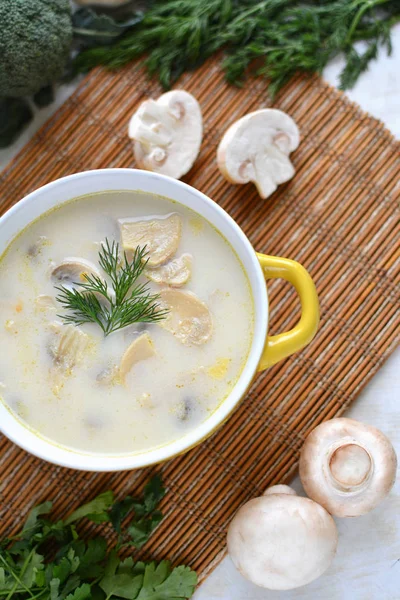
158, 289, 212, 345
118, 214, 182, 267
299, 418, 397, 517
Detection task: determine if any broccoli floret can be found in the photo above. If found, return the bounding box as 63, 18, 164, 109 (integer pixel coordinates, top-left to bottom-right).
0, 0, 73, 97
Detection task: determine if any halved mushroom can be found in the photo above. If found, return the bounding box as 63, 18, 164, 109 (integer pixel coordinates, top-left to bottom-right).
48, 323, 90, 371
158, 289, 212, 345
119, 214, 182, 267
51, 258, 102, 286
120, 332, 156, 382
144, 253, 192, 286
217, 109, 300, 199
128, 90, 203, 179
299, 418, 397, 517
227, 485, 338, 590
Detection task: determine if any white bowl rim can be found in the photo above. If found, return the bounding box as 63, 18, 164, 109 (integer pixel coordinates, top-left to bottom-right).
0, 169, 268, 471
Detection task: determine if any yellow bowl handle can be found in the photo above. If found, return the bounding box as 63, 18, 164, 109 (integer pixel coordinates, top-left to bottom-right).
257, 253, 320, 371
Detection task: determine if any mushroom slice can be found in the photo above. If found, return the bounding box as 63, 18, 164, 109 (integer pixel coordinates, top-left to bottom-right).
48, 323, 90, 371
27, 236, 49, 258
217, 109, 300, 199
118, 214, 182, 267
96, 365, 120, 386
299, 418, 397, 517
227, 486, 338, 590
51, 258, 102, 286
35, 295, 57, 312
145, 253, 192, 287
128, 90, 203, 179
158, 289, 212, 345
120, 332, 156, 382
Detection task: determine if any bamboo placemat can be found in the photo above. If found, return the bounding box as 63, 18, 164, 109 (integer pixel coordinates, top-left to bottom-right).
0, 60, 399, 582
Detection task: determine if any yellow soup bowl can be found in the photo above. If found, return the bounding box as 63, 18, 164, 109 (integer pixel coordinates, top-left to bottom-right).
0, 169, 319, 471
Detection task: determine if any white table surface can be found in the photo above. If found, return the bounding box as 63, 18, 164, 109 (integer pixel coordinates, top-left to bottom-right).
1, 24, 399, 600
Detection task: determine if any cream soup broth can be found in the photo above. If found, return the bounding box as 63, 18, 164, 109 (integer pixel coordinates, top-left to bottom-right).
0, 191, 253, 454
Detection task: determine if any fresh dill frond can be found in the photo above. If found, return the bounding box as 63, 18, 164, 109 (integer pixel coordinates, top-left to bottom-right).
73, 0, 400, 96
55, 239, 168, 336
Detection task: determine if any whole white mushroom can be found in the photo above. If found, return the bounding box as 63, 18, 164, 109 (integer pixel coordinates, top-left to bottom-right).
299, 418, 397, 517
227, 486, 338, 590
217, 109, 300, 199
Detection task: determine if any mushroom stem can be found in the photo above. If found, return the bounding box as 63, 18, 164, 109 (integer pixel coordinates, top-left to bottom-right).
299, 418, 397, 517
328, 443, 372, 490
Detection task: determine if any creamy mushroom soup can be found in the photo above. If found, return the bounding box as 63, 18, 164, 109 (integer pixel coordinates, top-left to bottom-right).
0, 191, 253, 455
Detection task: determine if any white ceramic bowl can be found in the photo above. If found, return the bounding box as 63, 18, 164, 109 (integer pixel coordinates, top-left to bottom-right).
0, 169, 319, 471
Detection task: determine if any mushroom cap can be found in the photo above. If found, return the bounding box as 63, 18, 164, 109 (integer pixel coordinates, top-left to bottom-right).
263, 484, 297, 496
217, 109, 300, 199
51, 258, 102, 286
299, 418, 397, 517
128, 90, 203, 179
227, 490, 338, 590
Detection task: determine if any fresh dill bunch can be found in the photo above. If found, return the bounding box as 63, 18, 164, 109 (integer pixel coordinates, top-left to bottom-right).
73, 0, 400, 96
55, 239, 168, 336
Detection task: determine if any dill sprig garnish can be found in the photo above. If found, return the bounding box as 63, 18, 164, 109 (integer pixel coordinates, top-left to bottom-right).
73, 0, 400, 96
55, 239, 168, 336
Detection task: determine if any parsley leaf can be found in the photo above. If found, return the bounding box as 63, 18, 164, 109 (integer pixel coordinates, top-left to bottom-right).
65, 582, 92, 600
22, 501, 53, 537
100, 558, 197, 600
65, 491, 115, 525
0, 475, 194, 600
110, 474, 166, 549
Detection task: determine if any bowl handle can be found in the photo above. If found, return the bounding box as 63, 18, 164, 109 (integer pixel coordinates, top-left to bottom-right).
256, 253, 320, 371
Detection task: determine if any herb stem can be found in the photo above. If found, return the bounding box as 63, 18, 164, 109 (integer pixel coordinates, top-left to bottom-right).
346, 0, 392, 45
55, 240, 168, 335
73, 0, 400, 96
2, 549, 36, 600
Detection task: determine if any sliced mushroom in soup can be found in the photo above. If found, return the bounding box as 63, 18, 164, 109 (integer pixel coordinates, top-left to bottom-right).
0, 190, 254, 454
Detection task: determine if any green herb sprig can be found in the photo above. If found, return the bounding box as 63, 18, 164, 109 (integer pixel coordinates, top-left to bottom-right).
55, 239, 168, 336
0, 475, 197, 599
73, 0, 400, 96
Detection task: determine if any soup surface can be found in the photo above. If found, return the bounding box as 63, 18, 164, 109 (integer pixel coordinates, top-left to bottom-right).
0, 191, 253, 455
